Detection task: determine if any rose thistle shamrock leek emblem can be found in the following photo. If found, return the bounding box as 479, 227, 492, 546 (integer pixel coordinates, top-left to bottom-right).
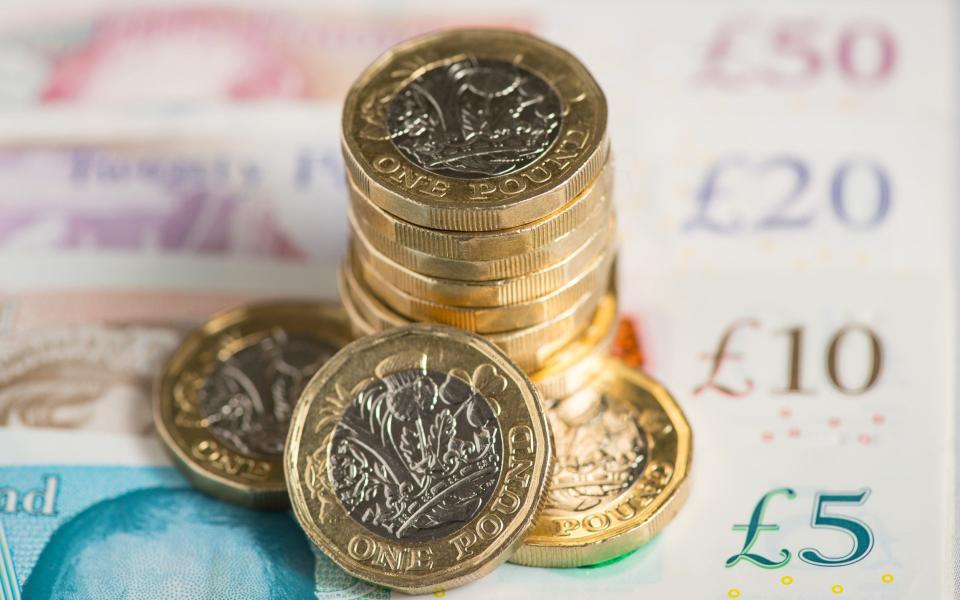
327, 355, 505, 540
385, 58, 562, 179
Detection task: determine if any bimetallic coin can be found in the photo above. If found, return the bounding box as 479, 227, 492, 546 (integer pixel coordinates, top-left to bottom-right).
351, 218, 615, 307
285, 324, 552, 593
348, 164, 611, 261
512, 360, 692, 567
340, 263, 610, 372
154, 301, 353, 509
348, 204, 612, 282
352, 243, 615, 333
530, 292, 618, 399
484, 290, 606, 372
342, 29, 609, 231
339, 267, 378, 338
340, 261, 407, 331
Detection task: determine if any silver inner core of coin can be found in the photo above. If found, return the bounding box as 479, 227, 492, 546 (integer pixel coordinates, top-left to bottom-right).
386, 57, 562, 179
329, 368, 503, 540
546, 393, 648, 513
199, 330, 336, 457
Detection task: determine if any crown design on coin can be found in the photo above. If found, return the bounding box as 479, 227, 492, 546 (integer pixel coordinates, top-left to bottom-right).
328, 355, 504, 540
546, 392, 649, 513
384, 57, 562, 179
198, 328, 335, 456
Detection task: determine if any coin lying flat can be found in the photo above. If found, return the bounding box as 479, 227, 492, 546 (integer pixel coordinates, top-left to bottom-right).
154, 301, 353, 509
341, 261, 610, 372
348, 203, 612, 283
345, 282, 619, 401
348, 164, 611, 261
354, 243, 615, 333
338, 264, 380, 336
285, 324, 552, 593
339, 260, 407, 331
352, 218, 616, 307
342, 28, 609, 232
512, 359, 692, 567
530, 292, 618, 399
339, 267, 377, 338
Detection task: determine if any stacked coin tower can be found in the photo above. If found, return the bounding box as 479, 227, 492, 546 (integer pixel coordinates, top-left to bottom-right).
339, 29, 616, 399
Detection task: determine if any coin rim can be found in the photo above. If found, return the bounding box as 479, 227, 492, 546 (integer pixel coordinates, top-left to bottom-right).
284, 323, 553, 592
348, 201, 613, 283
153, 300, 352, 510
341, 259, 612, 372
511, 359, 693, 566
347, 163, 612, 261
352, 241, 615, 332
530, 292, 618, 399
351, 211, 615, 307
340, 281, 619, 400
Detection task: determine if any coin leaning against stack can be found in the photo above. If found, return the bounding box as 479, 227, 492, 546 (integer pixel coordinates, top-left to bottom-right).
339, 28, 617, 396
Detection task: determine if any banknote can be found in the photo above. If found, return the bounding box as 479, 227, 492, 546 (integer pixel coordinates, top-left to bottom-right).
0, 6, 529, 108
442, 269, 953, 599
0, 429, 658, 600
2, 269, 951, 598
0, 2, 948, 118
0, 134, 345, 264
0, 429, 389, 600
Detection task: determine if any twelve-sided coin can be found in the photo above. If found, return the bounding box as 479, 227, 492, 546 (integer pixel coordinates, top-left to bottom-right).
285, 324, 552, 593
154, 301, 353, 509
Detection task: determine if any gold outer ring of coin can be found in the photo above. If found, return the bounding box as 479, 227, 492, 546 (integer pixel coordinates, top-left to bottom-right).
284, 324, 553, 594
339, 262, 403, 333
352, 243, 615, 333
351, 216, 615, 307
348, 164, 611, 261
341, 28, 609, 232
511, 359, 693, 567
530, 292, 618, 399
339, 267, 378, 338
348, 200, 613, 282
342, 274, 618, 399
340, 263, 610, 372
153, 301, 353, 509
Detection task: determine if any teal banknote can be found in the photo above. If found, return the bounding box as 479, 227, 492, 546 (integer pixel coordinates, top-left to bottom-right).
0, 465, 388, 600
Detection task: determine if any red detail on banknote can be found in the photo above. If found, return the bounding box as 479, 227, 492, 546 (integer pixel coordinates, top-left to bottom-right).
30, 8, 533, 104
612, 315, 645, 368
41, 9, 307, 103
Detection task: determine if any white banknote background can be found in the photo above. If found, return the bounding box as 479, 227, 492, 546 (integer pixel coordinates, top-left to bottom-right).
0, 0, 955, 599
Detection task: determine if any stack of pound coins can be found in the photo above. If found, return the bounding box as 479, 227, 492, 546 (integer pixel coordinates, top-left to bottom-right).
153, 28, 692, 594
339, 28, 616, 399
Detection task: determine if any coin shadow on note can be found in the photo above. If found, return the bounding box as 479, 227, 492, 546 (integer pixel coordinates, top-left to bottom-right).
21, 487, 314, 600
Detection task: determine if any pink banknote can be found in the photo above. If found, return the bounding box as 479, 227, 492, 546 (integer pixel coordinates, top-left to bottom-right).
0, 7, 530, 106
